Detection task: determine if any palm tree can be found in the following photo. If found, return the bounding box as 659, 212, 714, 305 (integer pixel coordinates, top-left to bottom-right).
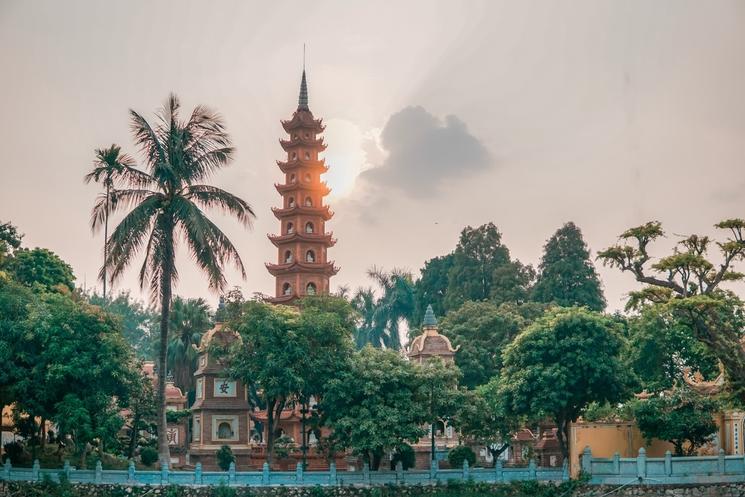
89, 94, 255, 466
84, 145, 139, 299
351, 267, 416, 349
167, 296, 211, 395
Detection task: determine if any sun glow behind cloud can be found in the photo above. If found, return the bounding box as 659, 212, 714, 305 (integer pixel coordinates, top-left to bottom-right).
321, 118, 381, 199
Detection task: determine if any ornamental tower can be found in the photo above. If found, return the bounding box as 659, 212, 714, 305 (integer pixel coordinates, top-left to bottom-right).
266, 69, 338, 303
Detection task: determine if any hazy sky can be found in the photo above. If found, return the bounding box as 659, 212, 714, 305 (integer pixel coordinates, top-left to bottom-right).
1, 0, 744, 312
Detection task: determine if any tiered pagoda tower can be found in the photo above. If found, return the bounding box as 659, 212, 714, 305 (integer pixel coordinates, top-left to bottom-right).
266, 70, 338, 303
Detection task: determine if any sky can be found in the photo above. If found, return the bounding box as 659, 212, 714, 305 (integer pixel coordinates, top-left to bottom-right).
1, 0, 744, 312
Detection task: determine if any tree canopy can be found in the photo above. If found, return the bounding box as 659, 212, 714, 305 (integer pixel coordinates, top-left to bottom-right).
532, 222, 605, 311
8, 247, 75, 290
498, 307, 630, 457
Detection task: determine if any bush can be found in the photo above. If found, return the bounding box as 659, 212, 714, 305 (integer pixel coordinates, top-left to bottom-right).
2, 441, 24, 464
390, 443, 416, 470
216, 445, 235, 471
448, 445, 476, 468
139, 446, 158, 467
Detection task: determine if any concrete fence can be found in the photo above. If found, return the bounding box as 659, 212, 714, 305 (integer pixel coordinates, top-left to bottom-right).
582, 446, 745, 485
0, 458, 568, 486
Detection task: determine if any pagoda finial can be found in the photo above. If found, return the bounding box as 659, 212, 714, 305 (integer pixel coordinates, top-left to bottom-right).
298, 66, 309, 112
423, 304, 437, 327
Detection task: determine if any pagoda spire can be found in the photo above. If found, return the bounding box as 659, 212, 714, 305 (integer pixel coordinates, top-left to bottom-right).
298, 70, 309, 111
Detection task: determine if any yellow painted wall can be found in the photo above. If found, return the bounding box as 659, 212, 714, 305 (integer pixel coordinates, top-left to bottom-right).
568, 421, 675, 476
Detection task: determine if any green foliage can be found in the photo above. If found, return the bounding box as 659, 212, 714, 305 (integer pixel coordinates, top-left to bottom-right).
0, 278, 34, 412
213, 482, 237, 497
2, 441, 23, 464
168, 296, 213, 394
455, 382, 517, 462
321, 347, 427, 470
499, 307, 631, 457
445, 223, 533, 310
439, 301, 527, 389
633, 388, 720, 456
87, 291, 156, 359
415, 358, 463, 430
0, 220, 23, 267
532, 222, 605, 311
447, 445, 476, 468
414, 254, 454, 324
166, 409, 191, 424
140, 446, 159, 466
390, 443, 416, 470
581, 401, 634, 423
626, 303, 719, 393
8, 247, 75, 290
216, 445, 235, 471
226, 297, 354, 463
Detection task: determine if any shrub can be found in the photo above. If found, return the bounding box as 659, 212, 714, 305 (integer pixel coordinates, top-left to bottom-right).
390, 443, 416, 470
448, 445, 476, 468
2, 441, 24, 464
213, 481, 237, 497
139, 446, 158, 467
216, 445, 235, 471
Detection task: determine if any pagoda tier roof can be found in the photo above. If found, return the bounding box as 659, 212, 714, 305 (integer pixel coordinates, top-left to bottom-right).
265, 294, 297, 305
279, 137, 327, 152
275, 182, 331, 196
265, 260, 340, 277
276, 158, 329, 174
281, 112, 325, 133
267, 231, 336, 247
272, 205, 333, 221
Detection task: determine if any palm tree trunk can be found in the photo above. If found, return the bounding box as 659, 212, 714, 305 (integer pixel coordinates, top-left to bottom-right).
103, 184, 109, 300
156, 251, 174, 467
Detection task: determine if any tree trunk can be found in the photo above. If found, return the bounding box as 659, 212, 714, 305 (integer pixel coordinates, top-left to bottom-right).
156, 265, 173, 468
555, 418, 570, 459
371, 449, 383, 471
103, 184, 109, 300
128, 411, 140, 459
266, 399, 276, 465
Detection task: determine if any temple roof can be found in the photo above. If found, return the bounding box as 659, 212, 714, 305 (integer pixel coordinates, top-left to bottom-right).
268, 231, 336, 247
197, 322, 241, 353
276, 158, 328, 174
279, 136, 327, 152
272, 205, 333, 221
408, 306, 458, 360
265, 260, 340, 277
275, 181, 331, 196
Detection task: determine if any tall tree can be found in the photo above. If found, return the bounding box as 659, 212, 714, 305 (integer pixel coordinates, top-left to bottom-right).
356, 267, 415, 349
225, 298, 353, 464
0, 278, 33, 428
445, 223, 533, 310
350, 287, 378, 349
415, 358, 462, 462
168, 296, 212, 394
498, 307, 630, 457
598, 220, 745, 399
414, 254, 454, 323
88, 290, 156, 359
633, 387, 720, 456
8, 248, 75, 290
321, 346, 427, 470
0, 220, 23, 270
90, 94, 255, 465
438, 301, 527, 389
532, 222, 605, 311
84, 145, 139, 299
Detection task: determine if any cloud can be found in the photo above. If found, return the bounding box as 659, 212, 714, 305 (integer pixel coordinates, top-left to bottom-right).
359, 106, 492, 196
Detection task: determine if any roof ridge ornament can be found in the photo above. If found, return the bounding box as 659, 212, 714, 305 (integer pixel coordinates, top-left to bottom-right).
423, 304, 438, 327
298, 70, 309, 111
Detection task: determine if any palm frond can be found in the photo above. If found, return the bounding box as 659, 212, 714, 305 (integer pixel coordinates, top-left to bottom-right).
185, 185, 255, 227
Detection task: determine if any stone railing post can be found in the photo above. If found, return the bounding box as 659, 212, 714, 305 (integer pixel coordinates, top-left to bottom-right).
664, 450, 672, 477
462, 459, 470, 480
3, 459, 11, 480
636, 447, 646, 480
719, 449, 726, 475
32, 459, 40, 481
363, 462, 370, 485
612, 452, 620, 475
562, 459, 569, 480
95, 460, 102, 484
128, 460, 136, 484
430, 458, 437, 480
228, 461, 236, 485
395, 461, 403, 482
160, 461, 169, 485
63, 460, 71, 480
495, 459, 503, 482
581, 447, 592, 475
329, 462, 337, 485
262, 462, 270, 485
296, 462, 304, 484
194, 463, 202, 485
528, 458, 536, 480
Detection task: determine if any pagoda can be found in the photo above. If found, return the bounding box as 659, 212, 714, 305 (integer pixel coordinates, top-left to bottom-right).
266, 69, 338, 303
